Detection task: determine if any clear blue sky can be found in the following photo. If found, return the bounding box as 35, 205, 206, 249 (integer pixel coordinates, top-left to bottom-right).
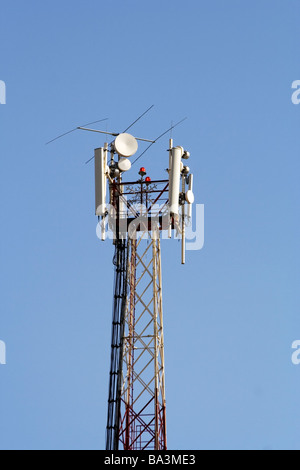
0, 0, 299, 450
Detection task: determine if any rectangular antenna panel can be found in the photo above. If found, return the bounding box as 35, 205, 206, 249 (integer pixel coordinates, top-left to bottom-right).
95, 147, 107, 216
169, 146, 183, 215
188, 173, 193, 218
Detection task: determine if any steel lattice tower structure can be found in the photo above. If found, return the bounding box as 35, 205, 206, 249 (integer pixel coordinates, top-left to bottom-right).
92, 131, 194, 451
118, 232, 167, 450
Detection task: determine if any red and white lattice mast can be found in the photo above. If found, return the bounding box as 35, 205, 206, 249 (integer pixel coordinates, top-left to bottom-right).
92, 129, 194, 451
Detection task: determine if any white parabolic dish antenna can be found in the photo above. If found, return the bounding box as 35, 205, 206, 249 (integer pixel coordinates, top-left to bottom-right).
114, 133, 138, 158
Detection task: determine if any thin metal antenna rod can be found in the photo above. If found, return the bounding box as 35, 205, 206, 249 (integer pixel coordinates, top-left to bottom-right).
79, 127, 118, 137
85, 155, 97, 165
132, 117, 187, 166
78, 127, 155, 143
107, 105, 155, 147
46, 118, 108, 145
122, 105, 154, 133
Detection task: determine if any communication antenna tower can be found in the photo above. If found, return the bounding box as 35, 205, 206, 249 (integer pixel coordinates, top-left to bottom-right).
49, 112, 195, 450
91, 123, 194, 450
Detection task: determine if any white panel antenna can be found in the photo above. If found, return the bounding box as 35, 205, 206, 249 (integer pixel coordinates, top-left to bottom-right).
95, 147, 108, 216
169, 146, 184, 216
186, 173, 194, 218
168, 139, 173, 238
